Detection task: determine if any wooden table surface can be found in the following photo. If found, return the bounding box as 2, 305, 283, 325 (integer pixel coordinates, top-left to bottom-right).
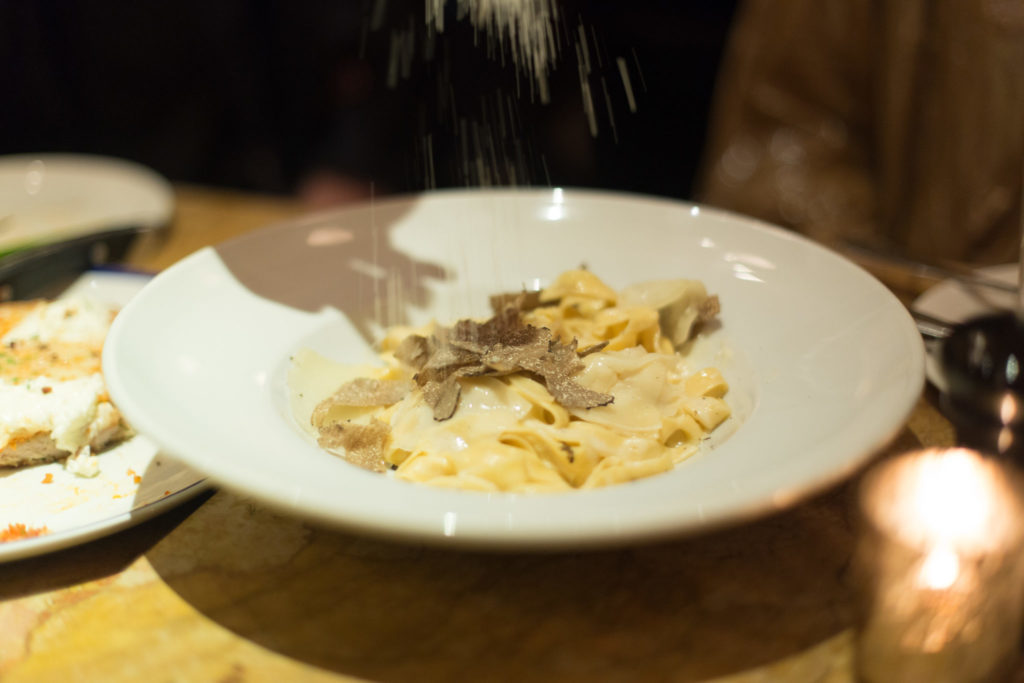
0, 185, 962, 682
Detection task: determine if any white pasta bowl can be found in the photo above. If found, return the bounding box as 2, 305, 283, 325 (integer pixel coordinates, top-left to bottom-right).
103, 188, 924, 549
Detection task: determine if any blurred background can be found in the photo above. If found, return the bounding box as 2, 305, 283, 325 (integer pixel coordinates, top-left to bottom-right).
4, 1, 1020, 264
0, 0, 738, 203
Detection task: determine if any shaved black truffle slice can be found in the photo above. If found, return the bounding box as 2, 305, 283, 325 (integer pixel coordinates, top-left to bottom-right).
321, 377, 413, 407
400, 306, 614, 420
317, 419, 391, 472
488, 290, 545, 314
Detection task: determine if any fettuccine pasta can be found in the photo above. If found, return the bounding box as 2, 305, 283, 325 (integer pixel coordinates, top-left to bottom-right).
291, 270, 730, 493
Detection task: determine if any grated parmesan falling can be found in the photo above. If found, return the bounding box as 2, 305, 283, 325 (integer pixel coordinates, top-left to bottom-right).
425, 0, 560, 103
374, 2, 646, 189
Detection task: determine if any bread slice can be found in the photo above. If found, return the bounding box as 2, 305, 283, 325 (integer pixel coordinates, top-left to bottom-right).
0, 297, 131, 474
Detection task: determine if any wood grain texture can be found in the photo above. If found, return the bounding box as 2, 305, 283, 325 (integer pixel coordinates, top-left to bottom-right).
0, 187, 965, 681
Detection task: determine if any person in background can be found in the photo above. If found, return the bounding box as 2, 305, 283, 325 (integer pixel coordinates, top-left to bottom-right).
0, 1, 738, 208
697, 0, 1023, 264
304, 0, 739, 203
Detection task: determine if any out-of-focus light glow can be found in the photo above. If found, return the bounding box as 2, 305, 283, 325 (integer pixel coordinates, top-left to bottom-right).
730, 263, 764, 284
871, 449, 1021, 556
857, 448, 1024, 674
1000, 393, 1020, 425
306, 227, 354, 247
543, 187, 566, 220
725, 252, 777, 270
918, 545, 960, 590
544, 187, 569, 219
1007, 354, 1020, 383
910, 449, 993, 547
24, 159, 45, 195
544, 204, 565, 221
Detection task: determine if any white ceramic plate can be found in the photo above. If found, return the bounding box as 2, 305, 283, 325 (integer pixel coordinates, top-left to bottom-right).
913, 264, 1017, 388
104, 189, 924, 549
0, 271, 207, 563
0, 153, 173, 253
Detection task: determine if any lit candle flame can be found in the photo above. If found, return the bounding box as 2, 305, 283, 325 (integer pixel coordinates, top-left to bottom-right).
856, 448, 1024, 678
918, 545, 960, 590
868, 448, 1018, 556
908, 449, 994, 548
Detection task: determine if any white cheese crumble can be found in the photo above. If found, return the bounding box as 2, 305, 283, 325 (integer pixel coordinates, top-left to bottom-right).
2, 297, 114, 347
65, 445, 100, 478
0, 374, 106, 476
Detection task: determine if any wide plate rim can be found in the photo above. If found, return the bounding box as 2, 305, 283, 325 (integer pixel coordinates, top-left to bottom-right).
103, 188, 924, 549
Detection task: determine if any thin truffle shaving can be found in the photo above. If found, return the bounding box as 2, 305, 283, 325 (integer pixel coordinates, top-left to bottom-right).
295, 270, 731, 492
698, 295, 720, 323
316, 419, 390, 473
397, 301, 613, 420
316, 377, 414, 409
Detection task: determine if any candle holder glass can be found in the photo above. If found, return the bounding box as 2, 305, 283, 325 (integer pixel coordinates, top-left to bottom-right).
854, 448, 1024, 682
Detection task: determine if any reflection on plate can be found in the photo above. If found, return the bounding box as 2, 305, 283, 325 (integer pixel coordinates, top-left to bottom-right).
0, 154, 173, 254
104, 189, 924, 549
913, 264, 1018, 388
0, 271, 207, 563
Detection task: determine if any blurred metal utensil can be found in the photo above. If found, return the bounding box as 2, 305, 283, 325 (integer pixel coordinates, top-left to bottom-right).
840, 239, 1017, 293
912, 309, 955, 342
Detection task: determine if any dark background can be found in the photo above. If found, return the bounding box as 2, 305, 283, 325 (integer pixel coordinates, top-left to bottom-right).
0, 1, 738, 201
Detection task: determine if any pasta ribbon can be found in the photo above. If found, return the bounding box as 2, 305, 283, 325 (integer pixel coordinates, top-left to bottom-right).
295, 270, 731, 493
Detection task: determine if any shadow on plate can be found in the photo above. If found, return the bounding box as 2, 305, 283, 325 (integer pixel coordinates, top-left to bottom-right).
0, 437, 206, 568
214, 196, 449, 344
141, 428, 923, 682
0, 489, 211, 601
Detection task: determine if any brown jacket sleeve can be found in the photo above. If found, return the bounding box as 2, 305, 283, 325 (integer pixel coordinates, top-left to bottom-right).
698, 0, 1023, 264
